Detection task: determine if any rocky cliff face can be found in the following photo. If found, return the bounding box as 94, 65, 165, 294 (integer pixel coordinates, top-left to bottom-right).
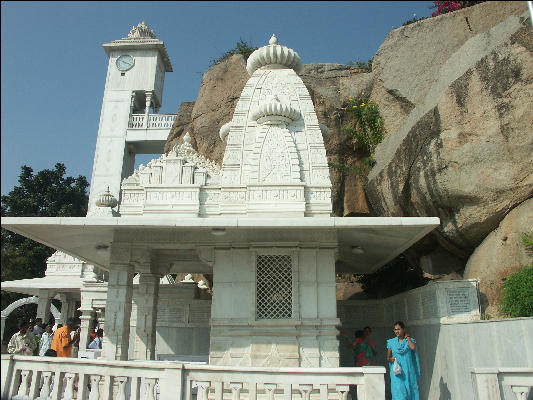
165, 1, 532, 310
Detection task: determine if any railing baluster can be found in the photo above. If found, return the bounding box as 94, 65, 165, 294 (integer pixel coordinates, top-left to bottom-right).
101, 375, 113, 400
264, 383, 277, 400
130, 376, 141, 400
319, 384, 328, 400
8, 369, 21, 399
283, 384, 292, 400
88, 375, 101, 400
78, 373, 89, 400
144, 377, 157, 400
249, 381, 257, 400
40, 371, 53, 399
230, 382, 243, 400
28, 369, 42, 399
214, 381, 223, 400
298, 384, 313, 400
50, 371, 64, 400
335, 385, 349, 400
17, 369, 30, 397
196, 381, 211, 400
116, 376, 128, 400
63, 372, 76, 400
511, 386, 531, 400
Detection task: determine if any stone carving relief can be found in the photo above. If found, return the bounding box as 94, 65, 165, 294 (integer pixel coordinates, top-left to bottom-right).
126, 21, 156, 39
259, 126, 292, 184
45, 250, 106, 280
119, 133, 221, 215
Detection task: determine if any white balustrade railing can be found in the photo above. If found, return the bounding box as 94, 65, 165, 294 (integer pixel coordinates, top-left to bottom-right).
129, 114, 145, 129
471, 368, 533, 400
128, 114, 176, 129
1, 354, 386, 400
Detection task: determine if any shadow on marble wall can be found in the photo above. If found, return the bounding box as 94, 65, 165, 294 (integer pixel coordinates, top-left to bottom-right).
439, 377, 452, 400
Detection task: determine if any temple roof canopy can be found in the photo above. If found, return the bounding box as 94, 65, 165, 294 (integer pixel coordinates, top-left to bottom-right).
1, 216, 439, 274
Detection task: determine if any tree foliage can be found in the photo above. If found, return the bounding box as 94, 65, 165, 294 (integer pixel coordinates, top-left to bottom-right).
210, 39, 257, 68
1, 163, 89, 339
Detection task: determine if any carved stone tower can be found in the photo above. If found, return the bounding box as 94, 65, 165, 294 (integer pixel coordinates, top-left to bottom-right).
87, 22, 173, 215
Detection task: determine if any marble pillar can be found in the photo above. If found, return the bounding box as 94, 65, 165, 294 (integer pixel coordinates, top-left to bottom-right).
96, 308, 105, 330
144, 91, 153, 128
134, 273, 160, 360
0, 315, 6, 344
36, 289, 53, 323
102, 264, 134, 360
78, 308, 95, 350
59, 294, 76, 325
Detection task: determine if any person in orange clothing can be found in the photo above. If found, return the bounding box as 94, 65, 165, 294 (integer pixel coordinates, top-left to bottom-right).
51, 317, 79, 357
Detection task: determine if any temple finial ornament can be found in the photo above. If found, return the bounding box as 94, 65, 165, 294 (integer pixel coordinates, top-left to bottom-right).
95, 186, 118, 208
246, 34, 302, 76
126, 21, 156, 39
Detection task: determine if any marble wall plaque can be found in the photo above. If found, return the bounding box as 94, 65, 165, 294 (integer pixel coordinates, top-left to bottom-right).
189, 304, 211, 324
446, 287, 473, 315
157, 304, 186, 325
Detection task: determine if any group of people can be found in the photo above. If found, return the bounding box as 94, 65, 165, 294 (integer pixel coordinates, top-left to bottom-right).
343, 322, 421, 400
7, 317, 104, 358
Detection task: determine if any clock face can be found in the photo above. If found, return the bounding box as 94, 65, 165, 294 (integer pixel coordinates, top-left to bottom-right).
116, 54, 134, 71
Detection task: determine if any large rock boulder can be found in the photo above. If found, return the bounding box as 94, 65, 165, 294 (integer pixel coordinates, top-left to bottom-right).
165, 54, 249, 163
366, 2, 532, 264
299, 64, 374, 216
463, 198, 533, 317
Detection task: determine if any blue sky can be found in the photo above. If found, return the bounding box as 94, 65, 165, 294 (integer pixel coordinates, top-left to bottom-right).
1, 1, 435, 195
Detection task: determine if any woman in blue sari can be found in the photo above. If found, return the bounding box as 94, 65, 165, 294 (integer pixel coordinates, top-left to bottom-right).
386, 321, 420, 400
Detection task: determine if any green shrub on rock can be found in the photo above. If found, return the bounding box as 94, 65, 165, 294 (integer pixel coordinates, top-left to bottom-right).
499, 265, 533, 318
210, 39, 257, 68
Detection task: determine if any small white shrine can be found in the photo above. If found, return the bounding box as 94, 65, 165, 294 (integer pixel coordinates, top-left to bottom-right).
1, 22, 445, 399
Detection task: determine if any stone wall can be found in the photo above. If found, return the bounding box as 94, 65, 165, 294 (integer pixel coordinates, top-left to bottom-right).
128, 284, 211, 359
338, 280, 533, 399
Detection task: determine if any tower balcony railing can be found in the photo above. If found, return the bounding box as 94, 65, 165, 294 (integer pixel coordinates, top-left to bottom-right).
128, 114, 177, 129
1, 354, 386, 400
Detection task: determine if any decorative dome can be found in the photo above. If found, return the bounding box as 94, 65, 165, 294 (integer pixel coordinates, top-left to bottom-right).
219, 122, 231, 142
180, 274, 195, 283
246, 34, 303, 76
198, 280, 209, 289
251, 95, 301, 125
95, 187, 118, 208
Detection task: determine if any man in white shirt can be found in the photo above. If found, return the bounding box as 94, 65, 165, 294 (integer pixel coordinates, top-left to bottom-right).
8, 320, 37, 355
39, 324, 54, 356
88, 329, 104, 349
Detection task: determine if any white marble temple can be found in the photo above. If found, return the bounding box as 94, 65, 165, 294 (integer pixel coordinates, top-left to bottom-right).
0, 26, 446, 397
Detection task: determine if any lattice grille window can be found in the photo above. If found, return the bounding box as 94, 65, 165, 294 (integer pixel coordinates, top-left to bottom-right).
256, 254, 293, 319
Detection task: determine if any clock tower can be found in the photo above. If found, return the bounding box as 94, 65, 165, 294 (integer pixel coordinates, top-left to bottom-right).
87, 22, 173, 215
